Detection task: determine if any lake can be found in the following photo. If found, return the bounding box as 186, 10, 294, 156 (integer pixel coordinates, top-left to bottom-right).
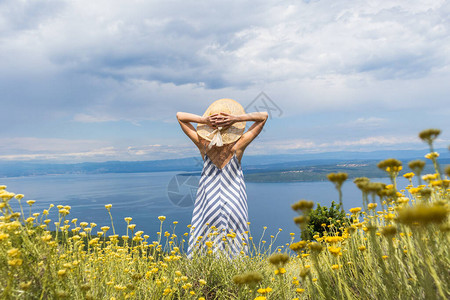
1, 172, 410, 250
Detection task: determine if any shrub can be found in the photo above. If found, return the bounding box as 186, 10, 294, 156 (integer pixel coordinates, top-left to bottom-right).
306, 201, 349, 238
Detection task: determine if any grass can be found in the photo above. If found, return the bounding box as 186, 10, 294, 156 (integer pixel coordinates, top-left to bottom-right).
0, 129, 449, 299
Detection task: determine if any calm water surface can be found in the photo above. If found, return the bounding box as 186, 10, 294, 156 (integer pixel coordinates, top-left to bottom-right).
2, 172, 409, 249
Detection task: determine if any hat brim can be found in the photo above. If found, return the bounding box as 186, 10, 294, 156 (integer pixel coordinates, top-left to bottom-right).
197, 98, 246, 144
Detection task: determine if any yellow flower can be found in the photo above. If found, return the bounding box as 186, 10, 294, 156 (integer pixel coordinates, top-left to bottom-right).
397, 204, 449, 226
378, 159, 402, 173
0, 233, 10, 241
274, 268, 286, 275
308, 242, 323, 253
325, 236, 344, 244
328, 246, 342, 256
80, 222, 88, 228
227, 232, 236, 238
257, 288, 266, 294
8, 259, 23, 266
40, 234, 52, 242
124, 217, 132, 223
431, 180, 445, 187
358, 246, 366, 251
349, 207, 362, 214
105, 204, 112, 210
419, 129, 441, 144
257, 287, 272, 295
199, 279, 206, 285
422, 174, 438, 181
1, 191, 15, 200
58, 209, 69, 216
409, 187, 422, 194
26, 200, 36, 206
291, 200, 315, 211
368, 203, 377, 210
331, 264, 339, 270
327, 173, 348, 188
381, 225, 397, 237
7, 248, 20, 257
57, 269, 67, 277
14, 194, 24, 200
268, 253, 289, 266
294, 216, 308, 224
290, 241, 307, 252
403, 172, 415, 179
101, 226, 110, 232
158, 216, 166, 221
296, 288, 305, 293
425, 152, 439, 160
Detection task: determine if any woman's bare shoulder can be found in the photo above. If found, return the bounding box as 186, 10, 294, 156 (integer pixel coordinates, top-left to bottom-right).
200, 139, 240, 168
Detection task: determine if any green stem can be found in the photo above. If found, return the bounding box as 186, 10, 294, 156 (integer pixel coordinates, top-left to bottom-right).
108, 210, 115, 235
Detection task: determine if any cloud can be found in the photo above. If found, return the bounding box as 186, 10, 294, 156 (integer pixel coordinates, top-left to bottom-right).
0, 137, 107, 153
2, 1, 449, 86
338, 117, 388, 128
330, 136, 418, 147
0, 148, 118, 161
0, 137, 199, 162
0, 133, 448, 162
1, 0, 449, 161
244, 134, 449, 155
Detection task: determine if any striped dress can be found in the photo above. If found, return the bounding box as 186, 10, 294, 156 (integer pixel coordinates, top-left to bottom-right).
187, 152, 249, 258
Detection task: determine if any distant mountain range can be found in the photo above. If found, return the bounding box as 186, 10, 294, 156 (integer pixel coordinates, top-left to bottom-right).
0, 148, 448, 181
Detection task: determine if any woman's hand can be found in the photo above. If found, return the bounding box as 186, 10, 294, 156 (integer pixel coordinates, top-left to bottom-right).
204, 114, 219, 129
214, 112, 238, 128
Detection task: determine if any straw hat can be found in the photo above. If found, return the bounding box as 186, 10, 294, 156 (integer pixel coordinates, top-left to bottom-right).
197, 98, 246, 149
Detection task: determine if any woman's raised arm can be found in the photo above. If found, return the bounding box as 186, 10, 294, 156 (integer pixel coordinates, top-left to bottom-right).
215, 111, 268, 154
176, 112, 219, 146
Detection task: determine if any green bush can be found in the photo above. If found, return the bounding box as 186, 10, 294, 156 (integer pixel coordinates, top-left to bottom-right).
306, 201, 349, 238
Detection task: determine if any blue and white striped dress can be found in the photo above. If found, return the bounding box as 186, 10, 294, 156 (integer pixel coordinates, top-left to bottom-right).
187, 152, 249, 258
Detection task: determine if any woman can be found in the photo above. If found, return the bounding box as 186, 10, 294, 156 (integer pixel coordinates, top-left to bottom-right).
176, 99, 268, 258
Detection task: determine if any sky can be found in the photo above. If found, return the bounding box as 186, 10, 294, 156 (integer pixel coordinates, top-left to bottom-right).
1, 0, 449, 162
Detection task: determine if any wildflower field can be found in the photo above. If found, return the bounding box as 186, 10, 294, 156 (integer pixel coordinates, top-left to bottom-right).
1, 129, 449, 299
